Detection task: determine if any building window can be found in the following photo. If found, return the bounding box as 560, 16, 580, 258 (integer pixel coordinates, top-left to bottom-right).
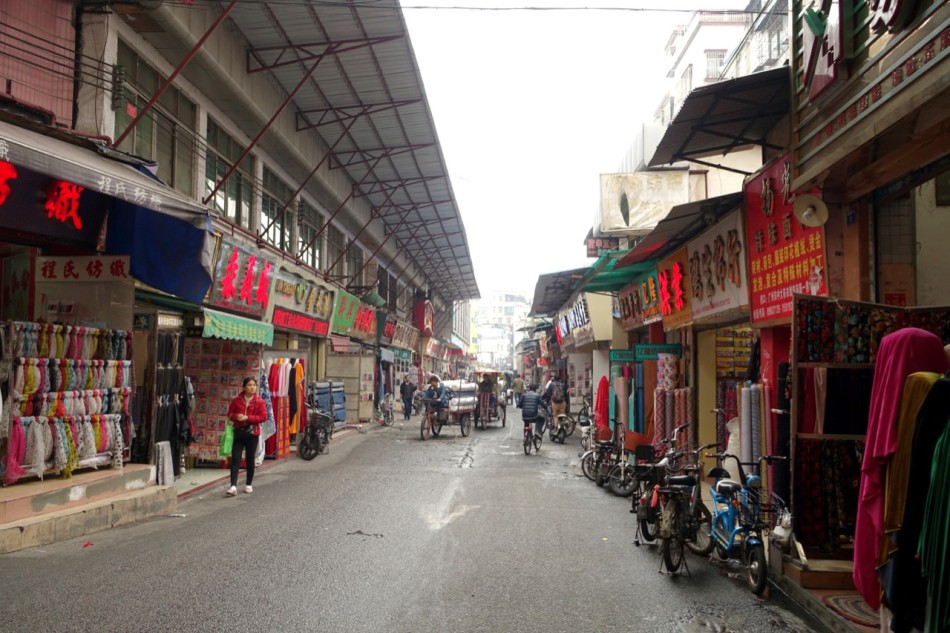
326, 225, 345, 279
297, 199, 323, 270
346, 246, 363, 286
706, 49, 726, 79
205, 118, 255, 229
115, 40, 196, 196
260, 166, 293, 251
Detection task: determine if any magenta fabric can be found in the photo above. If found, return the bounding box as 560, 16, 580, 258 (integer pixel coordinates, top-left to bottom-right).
595, 375, 610, 429
853, 327, 949, 609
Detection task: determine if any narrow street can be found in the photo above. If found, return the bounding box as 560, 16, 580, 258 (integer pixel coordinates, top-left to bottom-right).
0, 421, 821, 633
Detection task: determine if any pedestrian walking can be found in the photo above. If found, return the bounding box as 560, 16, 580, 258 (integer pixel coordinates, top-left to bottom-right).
512, 373, 525, 407
226, 377, 267, 496
399, 374, 417, 420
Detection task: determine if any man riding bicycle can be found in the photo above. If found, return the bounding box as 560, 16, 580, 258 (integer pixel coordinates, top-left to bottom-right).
519, 384, 547, 441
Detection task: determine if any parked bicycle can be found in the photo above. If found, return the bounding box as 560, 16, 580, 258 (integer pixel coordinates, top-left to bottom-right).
298, 409, 333, 459
559, 393, 592, 438
375, 393, 395, 427
654, 442, 718, 574
705, 451, 788, 594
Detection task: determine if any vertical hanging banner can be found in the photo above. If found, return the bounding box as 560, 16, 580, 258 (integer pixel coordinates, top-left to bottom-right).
686, 209, 749, 321
657, 247, 692, 330
208, 237, 275, 318
744, 154, 827, 324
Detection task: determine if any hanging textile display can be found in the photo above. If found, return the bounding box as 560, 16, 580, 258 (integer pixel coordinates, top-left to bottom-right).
740, 386, 753, 465
750, 384, 762, 463
184, 338, 262, 462
1, 322, 133, 485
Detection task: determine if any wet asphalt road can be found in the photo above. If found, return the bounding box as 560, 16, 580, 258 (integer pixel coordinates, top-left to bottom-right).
0, 416, 825, 633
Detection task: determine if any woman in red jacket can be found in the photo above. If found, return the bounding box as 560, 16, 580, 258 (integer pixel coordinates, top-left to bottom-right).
225, 377, 268, 496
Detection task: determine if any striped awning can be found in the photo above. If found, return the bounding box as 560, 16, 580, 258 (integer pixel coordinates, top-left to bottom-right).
202, 308, 273, 346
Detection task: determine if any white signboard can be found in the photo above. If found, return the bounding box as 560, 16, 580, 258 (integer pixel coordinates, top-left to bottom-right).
598, 171, 690, 235
686, 210, 749, 321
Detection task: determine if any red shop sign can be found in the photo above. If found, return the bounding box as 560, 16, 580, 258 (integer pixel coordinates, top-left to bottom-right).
744, 154, 827, 324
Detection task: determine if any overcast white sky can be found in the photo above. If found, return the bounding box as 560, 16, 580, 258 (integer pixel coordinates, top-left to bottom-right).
401, 0, 748, 301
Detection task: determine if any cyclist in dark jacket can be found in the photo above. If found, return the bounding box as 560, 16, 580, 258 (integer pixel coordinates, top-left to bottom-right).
520, 385, 547, 439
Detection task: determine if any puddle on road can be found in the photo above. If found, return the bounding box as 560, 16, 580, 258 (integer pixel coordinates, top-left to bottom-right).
421, 503, 478, 530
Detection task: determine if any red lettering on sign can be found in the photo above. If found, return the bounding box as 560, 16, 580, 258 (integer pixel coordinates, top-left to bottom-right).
109, 259, 128, 278
255, 261, 272, 307
0, 161, 18, 206
671, 262, 685, 311
220, 248, 239, 300
41, 261, 57, 279
63, 260, 80, 279
86, 259, 103, 278
45, 180, 84, 230
239, 255, 257, 305
658, 270, 671, 316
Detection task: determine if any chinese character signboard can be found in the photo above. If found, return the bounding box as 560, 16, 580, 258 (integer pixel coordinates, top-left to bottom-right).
744, 155, 827, 324
34, 256, 134, 329
0, 160, 109, 248
270, 269, 334, 337
414, 299, 435, 337
618, 282, 640, 331
586, 236, 620, 257
391, 320, 420, 351
686, 209, 749, 322
208, 238, 275, 318
599, 172, 691, 235
635, 343, 683, 361
380, 314, 398, 345
555, 313, 574, 349
348, 304, 377, 341
617, 268, 664, 331
331, 289, 360, 335
657, 248, 693, 330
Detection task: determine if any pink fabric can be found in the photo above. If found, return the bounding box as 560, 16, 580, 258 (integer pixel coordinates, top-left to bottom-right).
594, 375, 610, 429
853, 327, 948, 609
4, 418, 28, 485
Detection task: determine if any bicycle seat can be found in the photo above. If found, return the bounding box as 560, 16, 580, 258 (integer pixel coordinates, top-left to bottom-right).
714, 479, 742, 495
667, 475, 697, 487
596, 440, 614, 448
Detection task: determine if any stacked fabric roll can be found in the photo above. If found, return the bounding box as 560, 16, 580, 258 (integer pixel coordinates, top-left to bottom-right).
654, 389, 668, 445
657, 353, 680, 391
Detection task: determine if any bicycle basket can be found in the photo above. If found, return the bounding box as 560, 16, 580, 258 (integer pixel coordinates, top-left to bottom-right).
309, 410, 334, 430
739, 481, 764, 527
763, 491, 788, 532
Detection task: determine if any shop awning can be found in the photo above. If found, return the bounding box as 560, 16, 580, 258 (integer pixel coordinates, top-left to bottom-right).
528, 268, 588, 317
0, 119, 215, 304
649, 67, 790, 170
577, 250, 657, 293
616, 192, 744, 269
202, 308, 273, 346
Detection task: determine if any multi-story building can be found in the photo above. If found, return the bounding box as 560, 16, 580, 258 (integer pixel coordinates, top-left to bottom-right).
474, 291, 531, 370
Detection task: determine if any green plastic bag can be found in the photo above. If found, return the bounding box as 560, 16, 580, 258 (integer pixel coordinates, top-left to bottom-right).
219, 424, 234, 457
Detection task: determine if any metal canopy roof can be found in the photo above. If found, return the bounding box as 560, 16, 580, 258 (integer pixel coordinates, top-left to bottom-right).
529, 268, 588, 317
616, 192, 743, 268
649, 67, 790, 170
227, 1, 477, 302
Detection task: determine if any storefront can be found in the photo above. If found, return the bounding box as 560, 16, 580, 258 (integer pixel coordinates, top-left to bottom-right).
265, 265, 335, 453
1, 255, 137, 486
0, 121, 214, 489
185, 235, 275, 463
684, 208, 755, 478
781, 3, 950, 612
326, 289, 373, 424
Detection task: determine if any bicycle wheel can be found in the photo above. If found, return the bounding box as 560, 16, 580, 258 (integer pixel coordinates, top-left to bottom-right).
686, 503, 715, 556
318, 429, 328, 454
533, 433, 542, 452
384, 409, 395, 427
661, 505, 685, 573
607, 464, 637, 497
523, 431, 532, 455
460, 414, 471, 437
298, 432, 319, 461
581, 451, 597, 481
565, 417, 577, 437
501, 405, 506, 427
420, 416, 431, 441
638, 479, 658, 542
747, 541, 769, 595
432, 420, 442, 437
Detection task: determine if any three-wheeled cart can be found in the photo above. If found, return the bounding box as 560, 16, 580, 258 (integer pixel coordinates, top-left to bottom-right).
420, 380, 475, 439
472, 370, 507, 430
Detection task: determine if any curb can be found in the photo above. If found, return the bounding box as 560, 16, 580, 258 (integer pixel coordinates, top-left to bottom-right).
175, 424, 369, 501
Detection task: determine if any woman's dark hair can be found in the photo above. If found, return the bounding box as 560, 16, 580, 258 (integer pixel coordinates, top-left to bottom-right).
242, 377, 257, 388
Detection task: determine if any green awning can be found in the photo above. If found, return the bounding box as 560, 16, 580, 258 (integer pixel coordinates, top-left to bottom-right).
579, 251, 656, 293
202, 308, 274, 345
